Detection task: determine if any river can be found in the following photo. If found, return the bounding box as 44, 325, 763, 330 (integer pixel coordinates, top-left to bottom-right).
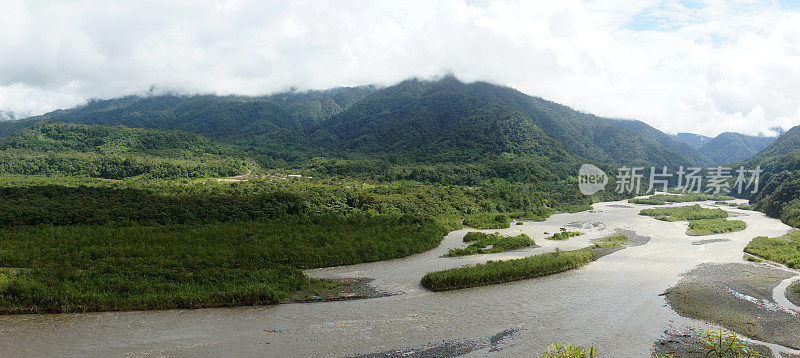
0, 199, 797, 357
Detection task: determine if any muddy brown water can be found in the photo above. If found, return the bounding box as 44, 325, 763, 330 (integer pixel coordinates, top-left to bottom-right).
0, 199, 798, 357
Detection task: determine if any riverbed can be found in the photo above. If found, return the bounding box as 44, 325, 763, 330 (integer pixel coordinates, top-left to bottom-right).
0, 199, 797, 357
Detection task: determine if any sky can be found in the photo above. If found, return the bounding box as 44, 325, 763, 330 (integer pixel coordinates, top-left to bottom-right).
1, 0, 799, 136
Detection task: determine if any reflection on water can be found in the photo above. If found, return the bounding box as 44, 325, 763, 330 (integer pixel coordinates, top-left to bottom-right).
0, 200, 795, 358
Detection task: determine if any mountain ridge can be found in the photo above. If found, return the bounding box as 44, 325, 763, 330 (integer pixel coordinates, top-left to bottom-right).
0, 76, 755, 175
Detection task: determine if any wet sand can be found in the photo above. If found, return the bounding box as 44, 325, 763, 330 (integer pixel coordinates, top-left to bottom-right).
663, 263, 800, 349
284, 278, 391, 303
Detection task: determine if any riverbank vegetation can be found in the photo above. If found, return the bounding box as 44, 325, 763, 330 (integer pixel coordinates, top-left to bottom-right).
655, 330, 765, 358
687, 218, 747, 235
0, 214, 446, 313
0, 172, 623, 313
640, 204, 728, 221
744, 231, 800, 269
421, 247, 598, 291
546, 228, 583, 240
629, 193, 735, 205
445, 233, 534, 257
744, 231, 800, 298
539, 343, 597, 358
591, 234, 628, 249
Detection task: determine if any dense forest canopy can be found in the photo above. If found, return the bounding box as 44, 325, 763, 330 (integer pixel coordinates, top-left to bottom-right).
744, 125, 800, 227
0, 122, 252, 180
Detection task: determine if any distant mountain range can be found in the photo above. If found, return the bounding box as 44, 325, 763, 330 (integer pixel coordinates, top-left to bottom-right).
673, 132, 712, 149
672, 132, 776, 165
701, 132, 774, 164
0, 76, 787, 182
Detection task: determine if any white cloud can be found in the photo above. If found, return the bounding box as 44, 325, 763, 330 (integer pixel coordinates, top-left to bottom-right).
0, 0, 798, 136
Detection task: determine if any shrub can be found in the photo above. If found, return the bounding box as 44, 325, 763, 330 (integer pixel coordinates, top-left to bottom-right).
446, 233, 535, 257
539, 343, 598, 358
744, 231, 800, 268
546, 228, 583, 240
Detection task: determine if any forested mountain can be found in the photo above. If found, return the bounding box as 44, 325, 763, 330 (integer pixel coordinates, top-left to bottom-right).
607, 119, 715, 167
673, 132, 711, 148
747, 126, 800, 163
454, 80, 703, 167
317, 76, 704, 168
315, 78, 573, 163
0, 121, 252, 179
696, 132, 775, 164
30, 95, 303, 154
744, 125, 800, 227
0, 76, 720, 181
266, 86, 376, 125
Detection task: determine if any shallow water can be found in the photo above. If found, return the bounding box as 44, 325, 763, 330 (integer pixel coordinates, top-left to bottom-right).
0, 199, 796, 357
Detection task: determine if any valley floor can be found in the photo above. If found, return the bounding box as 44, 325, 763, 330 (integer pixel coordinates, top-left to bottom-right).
1, 198, 800, 357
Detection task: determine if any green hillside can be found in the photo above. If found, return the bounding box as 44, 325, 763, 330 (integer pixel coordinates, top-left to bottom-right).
266, 86, 376, 125
673, 132, 711, 148
745, 126, 800, 227
317, 78, 571, 163
698, 132, 775, 164
748, 125, 800, 163
607, 119, 714, 166
459, 79, 702, 167
0, 122, 253, 179
318, 77, 704, 168
1, 77, 711, 171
